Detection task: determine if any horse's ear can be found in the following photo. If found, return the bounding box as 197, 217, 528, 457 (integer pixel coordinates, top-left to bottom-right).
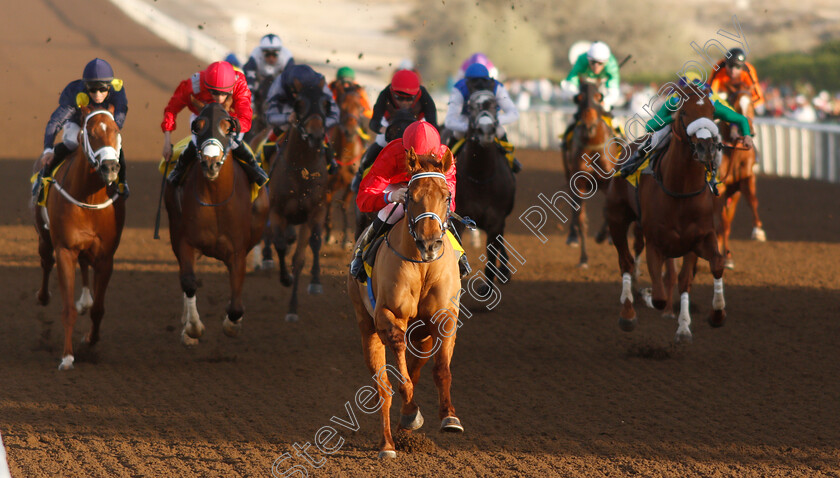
405, 148, 419, 173
440, 147, 453, 174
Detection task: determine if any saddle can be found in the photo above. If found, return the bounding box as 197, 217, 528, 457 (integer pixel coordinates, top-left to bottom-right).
31, 160, 67, 206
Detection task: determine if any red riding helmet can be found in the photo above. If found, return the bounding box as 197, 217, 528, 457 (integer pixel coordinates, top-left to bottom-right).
403, 121, 440, 156
203, 61, 236, 92
390, 69, 420, 99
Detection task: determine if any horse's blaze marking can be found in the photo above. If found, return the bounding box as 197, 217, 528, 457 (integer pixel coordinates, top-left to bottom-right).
696, 97, 705, 105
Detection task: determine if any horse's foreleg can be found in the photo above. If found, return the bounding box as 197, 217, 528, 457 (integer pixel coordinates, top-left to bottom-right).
566, 195, 581, 247
55, 248, 78, 370
36, 228, 54, 306
578, 202, 589, 268
495, 229, 512, 283
340, 187, 354, 249
307, 215, 324, 295
722, 191, 740, 269
661, 258, 677, 319
645, 245, 667, 311
697, 232, 727, 329
400, 335, 434, 433
430, 320, 462, 433
84, 258, 113, 347
285, 222, 310, 322
358, 317, 395, 458
271, 213, 293, 287
177, 241, 203, 346
377, 314, 418, 429
223, 252, 247, 337
76, 260, 93, 315
744, 176, 765, 241
676, 253, 699, 343
632, 222, 645, 286
608, 211, 637, 331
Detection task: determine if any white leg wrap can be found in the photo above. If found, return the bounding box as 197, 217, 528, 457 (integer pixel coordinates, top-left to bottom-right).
620, 273, 633, 304
182, 294, 199, 326
713, 278, 725, 311
677, 292, 691, 336
58, 354, 74, 370
76, 287, 93, 314
633, 254, 642, 282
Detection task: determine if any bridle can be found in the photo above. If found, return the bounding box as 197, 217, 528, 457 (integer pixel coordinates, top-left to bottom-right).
81, 110, 121, 171
294, 89, 328, 145
656, 108, 721, 198
386, 171, 452, 264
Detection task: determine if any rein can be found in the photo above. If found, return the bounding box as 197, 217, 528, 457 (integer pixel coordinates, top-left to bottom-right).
653, 113, 718, 198
385, 171, 451, 264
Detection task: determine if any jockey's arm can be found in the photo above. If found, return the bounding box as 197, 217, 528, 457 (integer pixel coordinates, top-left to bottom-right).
161, 78, 193, 133
644, 99, 677, 133
368, 88, 389, 133
713, 101, 752, 136
242, 56, 259, 92
44, 86, 77, 150
747, 65, 764, 106
562, 54, 588, 93
356, 142, 401, 212
443, 88, 468, 134
495, 84, 519, 126
359, 88, 373, 119
111, 85, 128, 130
230, 75, 253, 134
323, 83, 340, 129
264, 77, 290, 128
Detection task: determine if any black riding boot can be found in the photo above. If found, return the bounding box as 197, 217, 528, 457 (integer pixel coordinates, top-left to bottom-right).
117, 148, 129, 197
166, 142, 197, 186
350, 217, 391, 282
620, 135, 653, 176
33, 143, 72, 198
232, 142, 269, 187
351, 143, 384, 192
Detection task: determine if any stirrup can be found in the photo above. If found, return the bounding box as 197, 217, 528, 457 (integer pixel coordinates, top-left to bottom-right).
458, 254, 472, 278
350, 250, 367, 282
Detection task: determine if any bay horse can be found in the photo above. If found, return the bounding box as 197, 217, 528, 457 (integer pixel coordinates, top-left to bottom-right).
325, 83, 368, 248
348, 149, 463, 459
268, 78, 333, 322
606, 87, 727, 343
453, 89, 516, 290
164, 102, 269, 345
564, 79, 622, 267
34, 106, 125, 370
716, 84, 765, 270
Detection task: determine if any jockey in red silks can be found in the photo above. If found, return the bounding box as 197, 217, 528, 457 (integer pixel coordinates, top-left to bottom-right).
161, 61, 268, 186
351, 121, 470, 281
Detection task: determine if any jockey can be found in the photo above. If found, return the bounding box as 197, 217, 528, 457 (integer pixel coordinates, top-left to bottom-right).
351, 121, 470, 281
560, 41, 622, 145
34, 58, 129, 198
443, 63, 521, 173
709, 48, 764, 108
162, 61, 269, 186
350, 69, 438, 191
619, 74, 754, 178
328, 66, 373, 119
264, 64, 340, 171
242, 34, 295, 103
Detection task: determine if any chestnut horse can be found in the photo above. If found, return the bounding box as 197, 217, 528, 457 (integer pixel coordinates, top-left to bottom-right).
325, 83, 368, 248
717, 84, 765, 270
452, 89, 515, 290
564, 79, 622, 267
268, 79, 333, 322
164, 102, 269, 345
34, 106, 125, 370
606, 87, 727, 343
348, 150, 463, 459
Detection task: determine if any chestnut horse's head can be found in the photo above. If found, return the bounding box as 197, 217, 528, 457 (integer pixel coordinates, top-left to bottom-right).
191, 102, 239, 180
336, 84, 365, 141
674, 84, 719, 166
291, 77, 332, 149
80, 105, 121, 186
574, 80, 605, 140
467, 89, 498, 146
385, 108, 417, 143
725, 82, 755, 120
404, 147, 454, 261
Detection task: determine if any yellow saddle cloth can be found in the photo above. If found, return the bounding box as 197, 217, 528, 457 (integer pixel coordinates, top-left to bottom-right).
362, 230, 465, 284
30, 160, 67, 207
451, 137, 516, 169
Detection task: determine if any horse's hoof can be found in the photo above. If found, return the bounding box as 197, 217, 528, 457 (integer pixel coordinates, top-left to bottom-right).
261, 259, 274, 271
640, 288, 654, 308
566, 237, 580, 248
440, 416, 464, 433
675, 329, 693, 344
474, 282, 492, 298
75, 288, 93, 315
280, 274, 293, 287
184, 321, 205, 339
285, 313, 299, 323
578, 262, 589, 269
308, 283, 323, 295
618, 316, 637, 332
662, 311, 676, 320
181, 331, 200, 346
222, 316, 242, 337
378, 450, 397, 459
724, 258, 735, 270
58, 355, 74, 371
399, 409, 424, 431
36, 289, 50, 306
751, 227, 766, 242
708, 309, 726, 328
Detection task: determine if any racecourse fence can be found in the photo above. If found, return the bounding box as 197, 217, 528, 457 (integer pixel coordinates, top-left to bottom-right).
500, 107, 840, 184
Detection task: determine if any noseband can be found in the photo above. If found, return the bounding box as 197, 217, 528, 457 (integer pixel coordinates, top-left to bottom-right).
386, 171, 451, 264
295, 92, 328, 144
82, 110, 121, 170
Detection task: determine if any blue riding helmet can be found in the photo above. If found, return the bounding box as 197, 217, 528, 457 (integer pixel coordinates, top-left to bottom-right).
464, 63, 490, 79
223, 52, 241, 68
678, 76, 711, 93
83, 58, 114, 82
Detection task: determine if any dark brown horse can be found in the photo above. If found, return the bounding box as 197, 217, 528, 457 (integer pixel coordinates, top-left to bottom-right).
606, 87, 727, 343
348, 150, 463, 459
164, 102, 269, 344
34, 106, 126, 370
564, 79, 621, 267
325, 83, 368, 248
452, 89, 516, 291
268, 78, 333, 322
716, 83, 765, 270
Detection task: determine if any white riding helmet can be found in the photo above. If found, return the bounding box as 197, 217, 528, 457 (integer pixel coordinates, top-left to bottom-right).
259, 34, 283, 50
587, 41, 611, 63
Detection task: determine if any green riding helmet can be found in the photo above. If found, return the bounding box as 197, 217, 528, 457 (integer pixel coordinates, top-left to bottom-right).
337, 66, 355, 81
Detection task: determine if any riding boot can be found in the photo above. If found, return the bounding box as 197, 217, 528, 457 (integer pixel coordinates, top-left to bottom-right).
350, 217, 390, 282
33, 143, 72, 199
166, 142, 197, 186
351, 143, 383, 192
117, 148, 129, 197
620, 136, 652, 176
458, 253, 472, 279
232, 142, 270, 187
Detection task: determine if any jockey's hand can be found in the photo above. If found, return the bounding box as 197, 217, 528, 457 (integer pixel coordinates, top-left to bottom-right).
387, 187, 407, 204
37, 150, 54, 170
162, 141, 173, 161
742, 136, 754, 150
288, 111, 298, 125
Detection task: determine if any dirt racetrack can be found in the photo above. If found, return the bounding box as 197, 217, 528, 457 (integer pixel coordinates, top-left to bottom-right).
2, 1, 840, 477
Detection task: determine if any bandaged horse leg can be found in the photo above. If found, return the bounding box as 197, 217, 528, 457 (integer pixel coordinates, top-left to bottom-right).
697, 230, 727, 328
675, 253, 700, 343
